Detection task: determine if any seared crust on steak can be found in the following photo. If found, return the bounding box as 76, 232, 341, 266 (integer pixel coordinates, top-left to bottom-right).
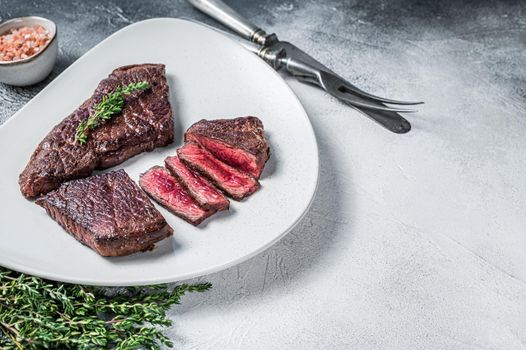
35, 169, 173, 257
19, 64, 174, 198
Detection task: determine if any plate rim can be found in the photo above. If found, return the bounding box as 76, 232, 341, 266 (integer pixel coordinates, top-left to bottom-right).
0, 17, 319, 286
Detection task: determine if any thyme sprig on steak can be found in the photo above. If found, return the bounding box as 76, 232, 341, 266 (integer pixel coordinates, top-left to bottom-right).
20, 64, 173, 198
75, 81, 150, 145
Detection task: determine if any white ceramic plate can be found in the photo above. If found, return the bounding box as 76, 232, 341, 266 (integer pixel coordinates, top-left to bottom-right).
0, 19, 318, 286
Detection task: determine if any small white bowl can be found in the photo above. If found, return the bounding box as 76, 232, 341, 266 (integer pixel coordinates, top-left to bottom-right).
0, 16, 58, 86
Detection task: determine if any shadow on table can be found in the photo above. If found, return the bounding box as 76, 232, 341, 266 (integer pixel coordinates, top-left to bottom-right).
172, 124, 352, 313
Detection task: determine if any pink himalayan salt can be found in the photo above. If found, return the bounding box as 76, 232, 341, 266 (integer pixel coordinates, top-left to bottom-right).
0, 25, 51, 62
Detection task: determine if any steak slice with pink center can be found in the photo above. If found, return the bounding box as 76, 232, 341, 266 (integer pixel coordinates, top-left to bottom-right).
139, 166, 215, 226
185, 116, 270, 179
177, 142, 260, 201
165, 156, 229, 211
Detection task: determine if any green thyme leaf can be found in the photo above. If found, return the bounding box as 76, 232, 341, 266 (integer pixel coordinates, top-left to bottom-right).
0, 266, 211, 349
74, 81, 150, 145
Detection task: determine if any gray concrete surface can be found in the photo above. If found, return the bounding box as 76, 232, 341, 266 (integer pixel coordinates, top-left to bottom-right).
1, 0, 525, 349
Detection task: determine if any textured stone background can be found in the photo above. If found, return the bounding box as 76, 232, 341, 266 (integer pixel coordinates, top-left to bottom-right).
1, 0, 526, 349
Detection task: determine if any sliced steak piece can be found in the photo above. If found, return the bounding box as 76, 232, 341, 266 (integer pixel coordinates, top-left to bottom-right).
35, 169, 173, 257
177, 142, 260, 201
185, 116, 270, 178
139, 166, 215, 226
19, 64, 174, 199
165, 156, 229, 211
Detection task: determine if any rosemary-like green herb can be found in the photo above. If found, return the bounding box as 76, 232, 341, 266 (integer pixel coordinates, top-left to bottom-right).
0, 266, 211, 349
75, 81, 150, 145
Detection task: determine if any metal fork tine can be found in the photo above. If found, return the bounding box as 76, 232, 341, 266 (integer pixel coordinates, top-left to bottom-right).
316, 71, 419, 112
338, 82, 424, 105
315, 68, 424, 105
332, 89, 418, 113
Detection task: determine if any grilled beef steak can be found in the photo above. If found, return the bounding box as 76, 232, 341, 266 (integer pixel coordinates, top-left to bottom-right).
165, 156, 229, 211
185, 117, 270, 178
35, 170, 173, 257
177, 142, 260, 201
139, 166, 215, 226
19, 64, 174, 199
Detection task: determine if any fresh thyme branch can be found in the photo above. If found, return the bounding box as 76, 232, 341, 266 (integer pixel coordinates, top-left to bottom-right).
0, 266, 211, 349
75, 81, 150, 145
